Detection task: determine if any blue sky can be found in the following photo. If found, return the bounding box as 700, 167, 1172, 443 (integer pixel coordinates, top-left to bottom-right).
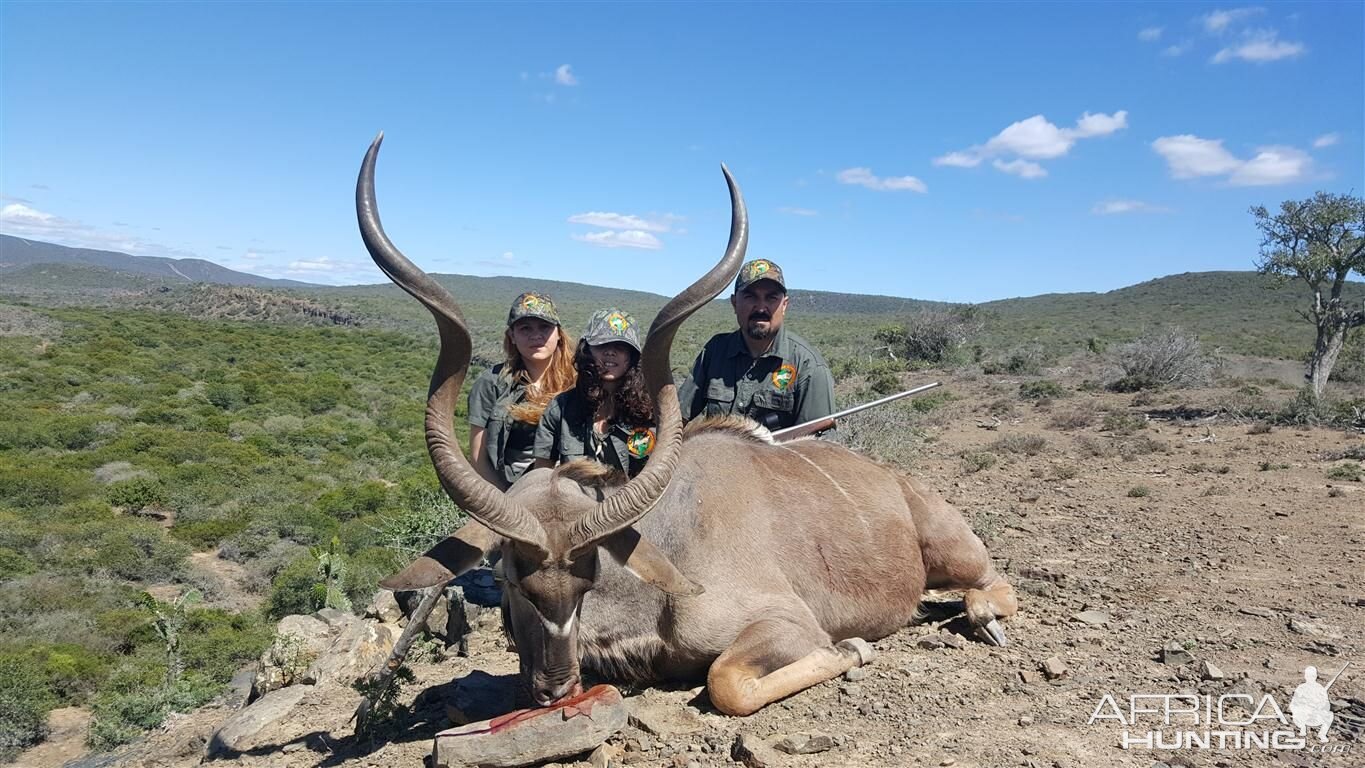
2, 2, 1361, 302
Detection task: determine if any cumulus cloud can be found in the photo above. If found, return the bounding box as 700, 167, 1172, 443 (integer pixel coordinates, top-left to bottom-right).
572, 230, 663, 250
778, 206, 819, 217
1202, 7, 1265, 34
1212, 31, 1306, 63
1162, 41, 1194, 57
1313, 133, 1340, 149
1138, 27, 1163, 42
934, 111, 1127, 178
992, 159, 1047, 179
554, 64, 578, 86
836, 167, 927, 192
1091, 199, 1171, 215
1152, 134, 1314, 186
1152, 135, 1243, 178
566, 211, 673, 232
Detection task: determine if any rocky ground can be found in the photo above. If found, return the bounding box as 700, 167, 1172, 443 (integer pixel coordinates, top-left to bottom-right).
25, 371, 1365, 768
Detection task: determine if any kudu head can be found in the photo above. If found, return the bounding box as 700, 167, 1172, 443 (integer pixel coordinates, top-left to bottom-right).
356, 133, 747, 704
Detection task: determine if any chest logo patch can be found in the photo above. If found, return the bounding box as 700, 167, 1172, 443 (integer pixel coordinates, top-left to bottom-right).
771, 364, 797, 392
626, 428, 655, 459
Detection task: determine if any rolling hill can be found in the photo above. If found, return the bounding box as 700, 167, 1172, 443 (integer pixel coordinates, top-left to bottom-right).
0, 235, 314, 288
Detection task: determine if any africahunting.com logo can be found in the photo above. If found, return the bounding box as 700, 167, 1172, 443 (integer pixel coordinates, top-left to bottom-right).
1088, 663, 1359, 755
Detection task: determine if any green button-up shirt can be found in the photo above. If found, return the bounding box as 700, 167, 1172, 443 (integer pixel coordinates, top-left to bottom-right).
467, 365, 538, 487
677, 326, 835, 430
534, 391, 655, 477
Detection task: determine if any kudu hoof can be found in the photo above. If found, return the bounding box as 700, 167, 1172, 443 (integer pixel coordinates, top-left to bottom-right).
837, 637, 876, 666
974, 618, 1008, 647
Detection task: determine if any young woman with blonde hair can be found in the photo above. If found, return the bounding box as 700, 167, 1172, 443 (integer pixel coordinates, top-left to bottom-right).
468, 292, 577, 489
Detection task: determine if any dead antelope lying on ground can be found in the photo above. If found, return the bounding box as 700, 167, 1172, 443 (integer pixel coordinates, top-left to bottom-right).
357, 135, 1017, 715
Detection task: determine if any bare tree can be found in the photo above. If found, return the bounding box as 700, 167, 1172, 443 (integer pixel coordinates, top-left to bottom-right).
1252, 192, 1365, 400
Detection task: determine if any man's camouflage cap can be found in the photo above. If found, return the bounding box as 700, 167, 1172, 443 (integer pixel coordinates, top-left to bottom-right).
582, 308, 642, 353
734, 259, 786, 294
507, 292, 561, 327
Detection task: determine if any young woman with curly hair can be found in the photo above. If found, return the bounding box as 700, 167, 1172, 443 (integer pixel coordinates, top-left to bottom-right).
468, 292, 577, 489
534, 308, 657, 477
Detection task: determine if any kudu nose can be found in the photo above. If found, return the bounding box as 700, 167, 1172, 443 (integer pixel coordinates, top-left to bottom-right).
534, 678, 583, 706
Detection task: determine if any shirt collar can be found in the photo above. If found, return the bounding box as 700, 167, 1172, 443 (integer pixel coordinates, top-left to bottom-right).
726, 326, 789, 360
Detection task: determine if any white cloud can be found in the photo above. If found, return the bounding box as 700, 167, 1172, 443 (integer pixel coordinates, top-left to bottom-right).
778, 206, 819, 217
1212, 31, 1306, 63
1151, 135, 1243, 178
1091, 199, 1171, 215
0, 202, 57, 226
1229, 146, 1313, 186
992, 159, 1047, 179
932, 151, 983, 168
1072, 111, 1130, 138
1313, 133, 1340, 149
1153, 134, 1314, 186
554, 64, 578, 86
985, 115, 1075, 159
935, 111, 1127, 178
476, 251, 529, 270
836, 167, 927, 193
566, 211, 673, 232
1138, 27, 1163, 42
572, 230, 663, 250
1202, 7, 1264, 34
1162, 41, 1194, 57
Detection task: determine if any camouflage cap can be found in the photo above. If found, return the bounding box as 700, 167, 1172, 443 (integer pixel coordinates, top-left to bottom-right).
734, 259, 786, 294
581, 308, 641, 353
507, 292, 561, 327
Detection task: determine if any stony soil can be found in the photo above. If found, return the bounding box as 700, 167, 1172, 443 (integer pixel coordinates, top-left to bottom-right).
30, 373, 1365, 768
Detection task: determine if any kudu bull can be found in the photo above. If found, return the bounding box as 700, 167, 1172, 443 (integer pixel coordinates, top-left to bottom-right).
357, 135, 1017, 715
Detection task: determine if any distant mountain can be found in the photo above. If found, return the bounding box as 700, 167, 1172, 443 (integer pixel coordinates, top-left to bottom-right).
0, 235, 315, 288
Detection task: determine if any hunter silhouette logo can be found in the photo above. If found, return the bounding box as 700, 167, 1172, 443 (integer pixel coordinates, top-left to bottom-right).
772, 364, 797, 392
1088, 661, 1356, 753
606, 312, 630, 333
626, 428, 655, 459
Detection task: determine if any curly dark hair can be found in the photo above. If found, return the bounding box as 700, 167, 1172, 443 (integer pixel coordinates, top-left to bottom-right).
573, 340, 654, 427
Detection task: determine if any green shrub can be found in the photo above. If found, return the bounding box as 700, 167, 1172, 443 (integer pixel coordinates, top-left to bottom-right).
90, 523, 189, 582
961, 452, 997, 473
1019, 380, 1067, 401
989, 434, 1047, 456
106, 477, 166, 512
267, 554, 324, 619
1102, 411, 1147, 435
1127, 486, 1151, 498
983, 345, 1050, 376
1326, 462, 1363, 482
0, 653, 55, 760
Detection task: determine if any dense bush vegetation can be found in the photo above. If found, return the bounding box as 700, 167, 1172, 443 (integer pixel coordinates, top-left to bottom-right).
0, 305, 464, 751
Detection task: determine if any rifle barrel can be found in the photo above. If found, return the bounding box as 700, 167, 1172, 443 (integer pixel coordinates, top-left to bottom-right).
771, 381, 941, 440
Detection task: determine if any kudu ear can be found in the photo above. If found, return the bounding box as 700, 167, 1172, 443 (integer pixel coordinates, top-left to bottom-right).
379, 521, 500, 591
600, 527, 703, 597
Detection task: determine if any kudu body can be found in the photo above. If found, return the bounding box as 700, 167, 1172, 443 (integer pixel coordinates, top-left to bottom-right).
358, 135, 1016, 715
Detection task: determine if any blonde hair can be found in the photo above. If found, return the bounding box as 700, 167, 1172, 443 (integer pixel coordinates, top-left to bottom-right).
504, 325, 577, 424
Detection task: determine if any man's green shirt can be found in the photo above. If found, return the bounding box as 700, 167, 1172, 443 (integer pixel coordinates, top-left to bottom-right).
677, 326, 835, 430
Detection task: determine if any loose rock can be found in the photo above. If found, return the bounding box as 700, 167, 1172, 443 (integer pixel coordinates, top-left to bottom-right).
1160, 641, 1194, 666
1041, 657, 1068, 680
208, 684, 312, 757
1073, 610, 1110, 626
433, 685, 629, 768
773, 733, 835, 755
1200, 661, 1225, 681
627, 699, 707, 739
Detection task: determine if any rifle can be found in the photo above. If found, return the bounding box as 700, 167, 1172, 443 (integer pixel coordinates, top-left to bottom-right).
770, 381, 942, 442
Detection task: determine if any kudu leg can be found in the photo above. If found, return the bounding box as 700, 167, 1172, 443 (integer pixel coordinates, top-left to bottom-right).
904, 477, 1018, 646
706, 617, 875, 716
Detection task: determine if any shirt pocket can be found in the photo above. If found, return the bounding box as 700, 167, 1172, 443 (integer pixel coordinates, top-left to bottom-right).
703, 378, 735, 416
751, 388, 795, 414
